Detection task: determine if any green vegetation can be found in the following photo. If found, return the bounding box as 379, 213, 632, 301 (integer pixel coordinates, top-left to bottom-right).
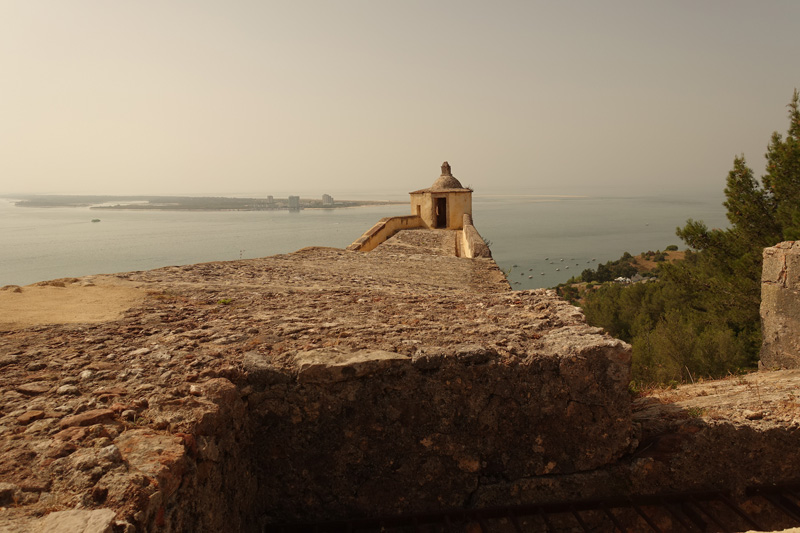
578, 252, 637, 283
686, 406, 707, 419
571, 91, 800, 386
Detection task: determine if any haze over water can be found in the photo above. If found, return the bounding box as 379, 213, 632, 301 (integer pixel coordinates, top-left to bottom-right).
0, 2, 790, 286
3, 2, 798, 202
0, 194, 728, 289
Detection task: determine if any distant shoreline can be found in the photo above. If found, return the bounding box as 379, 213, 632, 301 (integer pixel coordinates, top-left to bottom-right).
3, 194, 404, 211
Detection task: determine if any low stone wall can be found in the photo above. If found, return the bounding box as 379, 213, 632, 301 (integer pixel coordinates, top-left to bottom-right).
761, 241, 800, 369
346, 215, 424, 252
461, 213, 492, 258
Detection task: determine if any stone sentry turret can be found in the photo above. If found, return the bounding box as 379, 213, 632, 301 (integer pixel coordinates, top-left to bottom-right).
410, 161, 472, 230
347, 161, 490, 257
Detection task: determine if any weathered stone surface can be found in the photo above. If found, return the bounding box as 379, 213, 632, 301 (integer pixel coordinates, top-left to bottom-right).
115, 430, 186, 497
761, 241, 800, 368
35, 508, 116, 533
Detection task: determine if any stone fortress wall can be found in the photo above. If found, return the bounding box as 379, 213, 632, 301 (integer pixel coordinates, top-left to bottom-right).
2, 166, 800, 532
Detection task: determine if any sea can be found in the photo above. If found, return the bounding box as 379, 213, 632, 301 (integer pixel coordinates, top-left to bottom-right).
0, 194, 729, 290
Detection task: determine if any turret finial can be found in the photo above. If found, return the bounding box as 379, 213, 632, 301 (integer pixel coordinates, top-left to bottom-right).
441, 161, 452, 176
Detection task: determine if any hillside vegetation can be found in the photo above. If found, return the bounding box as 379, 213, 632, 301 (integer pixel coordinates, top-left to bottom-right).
561, 91, 800, 386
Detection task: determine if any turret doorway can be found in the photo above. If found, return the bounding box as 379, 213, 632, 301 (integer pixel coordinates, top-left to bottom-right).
435, 198, 447, 228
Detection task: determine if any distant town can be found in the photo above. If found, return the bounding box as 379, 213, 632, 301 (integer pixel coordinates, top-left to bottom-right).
5, 194, 402, 211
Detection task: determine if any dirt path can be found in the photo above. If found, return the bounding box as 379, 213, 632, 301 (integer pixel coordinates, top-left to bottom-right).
0, 277, 145, 331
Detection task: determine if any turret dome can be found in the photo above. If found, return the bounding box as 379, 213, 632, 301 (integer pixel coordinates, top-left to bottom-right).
430, 161, 464, 190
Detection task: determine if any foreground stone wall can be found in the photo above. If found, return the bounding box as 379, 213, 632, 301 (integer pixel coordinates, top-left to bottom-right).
761, 241, 800, 369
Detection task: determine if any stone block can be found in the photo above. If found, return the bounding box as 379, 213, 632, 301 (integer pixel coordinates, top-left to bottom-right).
761, 241, 800, 369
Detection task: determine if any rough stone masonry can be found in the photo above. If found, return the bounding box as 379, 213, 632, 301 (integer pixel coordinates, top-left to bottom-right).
0, 229, 632, 531
761, 240, 800, 369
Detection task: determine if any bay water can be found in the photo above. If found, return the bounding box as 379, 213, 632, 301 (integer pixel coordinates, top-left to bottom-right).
0, 194, 728, 290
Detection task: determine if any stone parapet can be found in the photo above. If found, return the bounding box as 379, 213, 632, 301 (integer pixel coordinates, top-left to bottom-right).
346, 215, 424, 252
461, 213, 492, 258
761, 241, 800, 369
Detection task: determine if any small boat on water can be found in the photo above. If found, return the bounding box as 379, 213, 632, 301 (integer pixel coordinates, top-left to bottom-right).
91, 219, 101, 223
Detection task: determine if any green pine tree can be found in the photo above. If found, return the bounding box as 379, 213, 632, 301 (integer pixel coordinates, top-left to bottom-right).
582, 90, 800, 385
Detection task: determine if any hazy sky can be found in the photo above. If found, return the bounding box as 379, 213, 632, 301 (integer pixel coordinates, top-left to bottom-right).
2, 1, 798, 198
